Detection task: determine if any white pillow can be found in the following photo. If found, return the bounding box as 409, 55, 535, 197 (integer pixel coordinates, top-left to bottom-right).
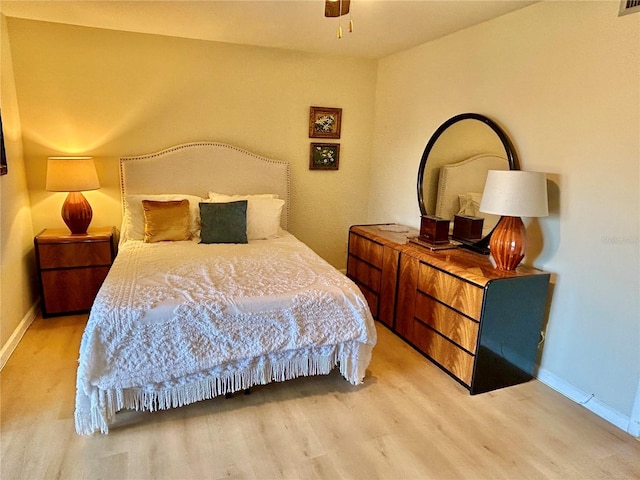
206, 193, 284, 240
457, 192, 501, 230
457, 192, 484, 216
208, 192, 278, 201
123, 194, 203, 242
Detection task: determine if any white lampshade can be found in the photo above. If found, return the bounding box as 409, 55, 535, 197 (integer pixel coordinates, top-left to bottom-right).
46, 157, 100, 192
479, 170, 548, 218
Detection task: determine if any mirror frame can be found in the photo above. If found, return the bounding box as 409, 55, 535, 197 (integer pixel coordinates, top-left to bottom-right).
416, 113, 520, 254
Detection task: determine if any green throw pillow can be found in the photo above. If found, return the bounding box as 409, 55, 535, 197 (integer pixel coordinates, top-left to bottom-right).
199, 201, 248, 244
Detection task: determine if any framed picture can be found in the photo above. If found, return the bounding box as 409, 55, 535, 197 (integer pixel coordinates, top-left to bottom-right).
309, 106, 342, 139
310, 143, 340, 170
0, 110, 6, 176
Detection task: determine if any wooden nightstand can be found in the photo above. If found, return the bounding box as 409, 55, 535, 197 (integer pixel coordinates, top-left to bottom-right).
35, 227, 117, 317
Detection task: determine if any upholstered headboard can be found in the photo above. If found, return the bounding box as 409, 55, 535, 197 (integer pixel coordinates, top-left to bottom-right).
120, 142, 291, 231
435, 153, 508, 221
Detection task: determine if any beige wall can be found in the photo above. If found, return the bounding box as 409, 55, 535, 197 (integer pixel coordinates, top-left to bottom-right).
371, 1, 639, 430
7, 18, 376, 269
0, 14, 38, 354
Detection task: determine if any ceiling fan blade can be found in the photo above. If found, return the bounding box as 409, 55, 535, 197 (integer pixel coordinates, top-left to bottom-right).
324, 0, 350, 18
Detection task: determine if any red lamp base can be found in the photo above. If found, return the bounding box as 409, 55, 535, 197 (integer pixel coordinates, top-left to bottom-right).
489, 216, 526, 270
62, 192, 93, 234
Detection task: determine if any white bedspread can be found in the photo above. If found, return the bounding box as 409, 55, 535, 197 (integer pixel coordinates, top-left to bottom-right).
75, 232, 376, 434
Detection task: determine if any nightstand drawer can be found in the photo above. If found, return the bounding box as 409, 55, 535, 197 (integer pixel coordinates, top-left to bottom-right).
38, 241, 113, 269
415, 292, 479, 353
41, 266, 110, 314
417, 263, 483, 320
349, 233, 384, 268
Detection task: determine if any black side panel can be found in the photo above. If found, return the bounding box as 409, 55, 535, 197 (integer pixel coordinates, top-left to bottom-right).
471, 274, 550, 394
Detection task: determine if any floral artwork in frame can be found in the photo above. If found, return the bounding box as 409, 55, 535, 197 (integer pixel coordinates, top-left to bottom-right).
309, 106, 342, 139
310, 143, 340, 170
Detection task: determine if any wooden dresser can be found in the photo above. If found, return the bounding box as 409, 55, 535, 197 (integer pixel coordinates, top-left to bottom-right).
35, 227, 117, 317
347, 224, 550, 394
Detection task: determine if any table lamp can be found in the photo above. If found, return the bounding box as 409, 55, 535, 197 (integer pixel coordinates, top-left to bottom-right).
46, 157, 100, 235
479, 170, 548, 270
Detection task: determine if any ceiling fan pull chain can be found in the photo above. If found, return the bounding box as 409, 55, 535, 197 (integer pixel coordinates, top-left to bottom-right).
338, 0, 343, 38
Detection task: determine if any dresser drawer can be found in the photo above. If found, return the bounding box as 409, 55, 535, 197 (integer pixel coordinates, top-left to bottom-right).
412, 319, 474, 386
378, 246, 399, 328
417, 263, 483, 320
349, 233, 384, 268
415, 293, 479, 353
347, 255, 381, 292
38, 241, 113, 269
357, 285, 379, 318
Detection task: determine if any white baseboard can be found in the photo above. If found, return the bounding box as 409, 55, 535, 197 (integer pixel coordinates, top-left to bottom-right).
628, 380, 640, 437
0, 301, 39, 371
537, 368, 637, 438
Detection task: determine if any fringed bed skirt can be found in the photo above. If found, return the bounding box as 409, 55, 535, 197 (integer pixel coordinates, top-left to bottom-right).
75, 341, 371, 435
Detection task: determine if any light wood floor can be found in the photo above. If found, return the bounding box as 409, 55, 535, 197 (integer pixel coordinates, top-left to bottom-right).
1, 313, 638, 480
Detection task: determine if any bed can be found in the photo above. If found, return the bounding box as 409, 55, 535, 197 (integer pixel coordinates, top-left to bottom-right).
74, 142, 377, 435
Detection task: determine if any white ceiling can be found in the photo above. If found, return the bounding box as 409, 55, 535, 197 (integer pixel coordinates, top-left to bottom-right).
1, 0, 537, 59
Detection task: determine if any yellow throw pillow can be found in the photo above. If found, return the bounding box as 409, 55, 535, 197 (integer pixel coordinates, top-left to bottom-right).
142, 199, 191, 243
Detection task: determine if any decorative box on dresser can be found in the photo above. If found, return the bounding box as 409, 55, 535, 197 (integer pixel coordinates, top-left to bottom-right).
35, 227, 117, 317
347, 224, 551, 394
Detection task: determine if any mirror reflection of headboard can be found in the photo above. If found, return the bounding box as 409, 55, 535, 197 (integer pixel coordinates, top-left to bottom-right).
416, 113, 519, 253
435, 154, 508, 225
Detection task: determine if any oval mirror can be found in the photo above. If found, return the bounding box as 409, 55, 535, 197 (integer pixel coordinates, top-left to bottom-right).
417, 113, 519, 253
